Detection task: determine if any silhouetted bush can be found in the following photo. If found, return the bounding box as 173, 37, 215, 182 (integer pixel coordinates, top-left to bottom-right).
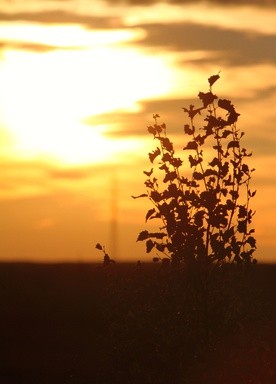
134, 74, 256, 268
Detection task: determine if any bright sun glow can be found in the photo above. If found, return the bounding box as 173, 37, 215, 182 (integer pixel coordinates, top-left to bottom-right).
0, 22, 146, 47
0, 25, 173, 165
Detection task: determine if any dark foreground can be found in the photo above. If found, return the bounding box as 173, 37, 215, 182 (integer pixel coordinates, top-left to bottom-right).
0, 262, 275, 384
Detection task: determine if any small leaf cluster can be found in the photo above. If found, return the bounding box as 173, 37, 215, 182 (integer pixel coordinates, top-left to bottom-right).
134, 74, 257, 267
95, 243, 116, 265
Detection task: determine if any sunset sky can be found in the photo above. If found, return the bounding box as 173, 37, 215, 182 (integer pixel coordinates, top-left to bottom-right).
0, 0, 276, 263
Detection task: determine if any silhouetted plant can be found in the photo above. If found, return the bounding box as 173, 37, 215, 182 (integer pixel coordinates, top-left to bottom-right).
133, 74, 257, 268
95, 243, 115, 265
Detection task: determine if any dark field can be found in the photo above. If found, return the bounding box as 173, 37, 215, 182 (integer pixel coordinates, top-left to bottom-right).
0, 262, 275, 384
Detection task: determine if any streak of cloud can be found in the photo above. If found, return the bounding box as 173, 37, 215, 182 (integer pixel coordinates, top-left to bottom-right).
105, 0, 276, 5
132, 22, 276, 66
0, 10, 123, 29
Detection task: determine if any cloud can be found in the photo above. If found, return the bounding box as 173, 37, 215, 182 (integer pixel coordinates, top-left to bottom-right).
47, 166, 96, 180
0, 40, 59, 52
105, 0, 276, 5
84, 84, 276, 161
0, 10, 123, 29
83, 97, 191, 138
0, 159, 116, 201
2, 19, 276, 64
132, 22, 276, 66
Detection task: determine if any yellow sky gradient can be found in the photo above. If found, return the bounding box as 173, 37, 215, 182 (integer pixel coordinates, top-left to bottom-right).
0, 0, 276, 263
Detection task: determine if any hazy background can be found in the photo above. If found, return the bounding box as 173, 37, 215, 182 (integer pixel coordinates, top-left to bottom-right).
0, 0, 275, 263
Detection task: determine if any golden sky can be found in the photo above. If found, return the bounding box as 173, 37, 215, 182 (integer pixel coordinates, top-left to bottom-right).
0, 0, 276, 263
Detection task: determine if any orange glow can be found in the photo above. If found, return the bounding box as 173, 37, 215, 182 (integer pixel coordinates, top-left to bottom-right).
0, 2, 275, 264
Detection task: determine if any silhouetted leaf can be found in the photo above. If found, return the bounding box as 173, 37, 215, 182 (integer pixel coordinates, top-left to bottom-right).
193, 171, 204, 180
153, 257, 160, 263
146, 239, 155, 253
218, 99, 240, 124
205, 115, 223, 131
246, 236, 256, 248
204, 168, 218, 177
146, 208, 156, 222
189, 155, 202, 167
95, 243, 102, 250
227, 111, 240, 124
184, 124, 194, 135
162, 153, 171, 163
156, 243, 166, 252
200, 190, 218, 209
198, 91, 217, 108
227, 140, 239, 149
159, 202, 172, 217
164, 183, 178, 198
183, 141, 198, 150
145, 180, 154, 189
180, 177, 189, 185
218, 98, 234, 113
213, 144, 224, 155
171, 157, 182, 168
151, 191, 162, 202
132, 193, 147, 199
238, 220, 247, 233
155, 124, 163, 134
163, 171, 177, 183
238, 205, 247, 218
150, 232, 167, 239
247, 209, 255, 223
220, 162, 229, 177
149, 147, 161, 163
159, 137, 173, 152
137, 230, 150, 242
209, 157, 220, 167
159, 163, 169, 173
147, 125, 156, 135
194, 134, 205, 146
143, 168, 153, 177
222, 129, 232, 139
194, 210, 205, 227
230, 159, 239, 168
241, 164, 249, 174
222, 226, 235, 241
207, 176, 216, 185
248, 190, 257, 198
183, 105, 203, 119
208, 73, 220, 87
230, 190, 239, 200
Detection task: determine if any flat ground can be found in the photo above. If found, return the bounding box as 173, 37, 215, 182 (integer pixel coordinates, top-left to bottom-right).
0, 262, 275, 384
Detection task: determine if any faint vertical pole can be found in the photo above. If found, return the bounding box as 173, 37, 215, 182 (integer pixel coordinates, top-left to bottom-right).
110, 168, 118, 260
